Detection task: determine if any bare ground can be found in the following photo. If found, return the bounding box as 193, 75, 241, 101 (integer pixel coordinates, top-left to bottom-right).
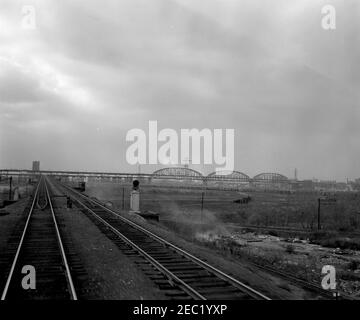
0, 197, 29, 254
50, 188, 167, 300
85, 185, 324, 299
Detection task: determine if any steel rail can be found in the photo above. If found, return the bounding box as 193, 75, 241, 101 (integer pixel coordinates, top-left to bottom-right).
44, 177, 77, 300
36, 181, 48, 210
1, 178, 41, 300
70, 193, 206, 300
62, 183, 271, 300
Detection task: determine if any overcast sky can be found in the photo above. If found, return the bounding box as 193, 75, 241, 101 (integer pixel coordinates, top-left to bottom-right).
0, 0, 359, 181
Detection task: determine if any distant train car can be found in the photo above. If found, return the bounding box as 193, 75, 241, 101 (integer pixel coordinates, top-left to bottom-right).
73, 181, 86, 192
69, 181, 86, 192
233, 192, 252, 204
28, 178, 39, 185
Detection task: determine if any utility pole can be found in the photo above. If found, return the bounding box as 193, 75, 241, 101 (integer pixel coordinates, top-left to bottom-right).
183, 157, 191, 169
317, 197, 321, 230
9, 176, 12, 201
200, 191, 204, 222
122, 187, 125, 210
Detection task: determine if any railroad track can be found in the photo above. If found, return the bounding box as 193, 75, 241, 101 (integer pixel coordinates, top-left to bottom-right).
229, 224, 311, 234
1, 176, 77, 300
224, 227, 356, 299
57, 180, 271, 300
248, 261, 348, 300
229, 224, 360, 239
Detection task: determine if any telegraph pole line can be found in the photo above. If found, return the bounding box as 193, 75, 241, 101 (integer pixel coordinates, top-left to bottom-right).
8, 176, 13, 201
317, 197, 321, 230
200, 191, 204, 221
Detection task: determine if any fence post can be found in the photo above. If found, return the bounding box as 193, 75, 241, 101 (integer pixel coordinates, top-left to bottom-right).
9, 176, 12, 200
317, 198, 321, 230
200, 191, 204, 222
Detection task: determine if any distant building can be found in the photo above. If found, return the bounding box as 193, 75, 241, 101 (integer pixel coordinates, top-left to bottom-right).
293, 179, 351, 192
350, 178, 360, 191
334, 182, 349, 192
295, 179, 314, 191
314, 180, 337, 191
32, 161, 40, 171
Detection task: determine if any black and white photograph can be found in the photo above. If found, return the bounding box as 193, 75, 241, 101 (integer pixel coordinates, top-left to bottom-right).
0, 0, 359, 311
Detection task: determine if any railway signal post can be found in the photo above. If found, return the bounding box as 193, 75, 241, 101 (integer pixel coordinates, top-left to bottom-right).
317, 198, 321, 230
9, 176, 12, 200
130, 180, 140, 213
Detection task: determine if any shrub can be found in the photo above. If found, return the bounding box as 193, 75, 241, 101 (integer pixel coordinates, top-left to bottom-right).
348, 260, 359, 271
268, 230, 278, 237
314, 237, 360, 250
285, 244, 295, 254
309, 230, 337, 241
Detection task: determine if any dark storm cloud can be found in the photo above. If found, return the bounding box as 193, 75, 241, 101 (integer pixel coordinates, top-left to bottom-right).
0, 0, 359, 180
0, 63, 43, 103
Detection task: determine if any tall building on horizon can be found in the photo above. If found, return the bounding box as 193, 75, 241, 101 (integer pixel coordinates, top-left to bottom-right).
32, 161, 40, 171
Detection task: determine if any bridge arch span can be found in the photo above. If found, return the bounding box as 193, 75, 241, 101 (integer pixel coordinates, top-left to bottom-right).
206, 170, 250, 182
152, 167, 203, 178
252, 173, 288, 181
